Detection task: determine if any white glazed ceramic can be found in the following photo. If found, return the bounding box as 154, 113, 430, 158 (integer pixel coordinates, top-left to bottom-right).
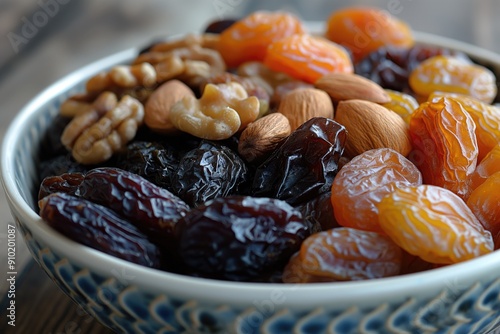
2, 32, 500, 334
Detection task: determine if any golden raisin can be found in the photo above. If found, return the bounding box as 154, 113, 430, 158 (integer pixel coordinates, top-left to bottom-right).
429, 92, 500, 162
409, 55, 497, 103
409, 97, 478, 199
378, 184, 494, 264
383, 89, 419, 124
264, 34, 353, 83
469, 144, 500, 191
296, 227, 402, 281
218, 11, 305, 68
331, 148, 422, 233
466, 172, 500, 248
325, 7, 414, 62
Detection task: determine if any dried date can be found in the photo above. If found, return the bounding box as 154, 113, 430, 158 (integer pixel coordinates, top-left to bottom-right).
251, 117, 346, 205
39, 192, 161, 268
38, 172, 84, 200
175, 196, 309, 281
76, 167, 190, 242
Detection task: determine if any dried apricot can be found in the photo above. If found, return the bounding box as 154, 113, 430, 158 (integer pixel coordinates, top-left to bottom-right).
296, 227, 402, 281
378, 185, 494, 264
466, 172, 500, 248
218, 11, 305, 68
429, 92, 500, 162
383, 89, 419, 124
410, 55, 497, 103
264, 34, 353, 83
409, 97, 478, 199
281, 253, 333, 283
331, 148, 422, 233
469, 144, 500, 190
326, 7, 414, 62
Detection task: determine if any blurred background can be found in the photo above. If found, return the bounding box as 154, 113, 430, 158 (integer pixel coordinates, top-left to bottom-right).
0, 0, 499, 136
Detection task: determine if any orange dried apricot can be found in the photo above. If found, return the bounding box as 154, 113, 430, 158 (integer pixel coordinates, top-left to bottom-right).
409, 55, 497, 103
325, 7, 414, 62
469, 144, 500, 191
409, 97, 478, 199
331, 148, 422, 233
281, 253, 333, 283
218, 11, 305, 68
263, 34, 353, 83
466, 172, 500, 248
378, 184, 494, 264
295, 227, 402, 281
382, 89, 419, 124
429, 92, 500, 162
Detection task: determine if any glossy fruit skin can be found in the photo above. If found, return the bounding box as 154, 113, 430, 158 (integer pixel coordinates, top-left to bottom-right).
326, 7, 414, 62
171, 141, 249, 207
175, 196, 309, 281
38, 153, 89, 182
378, 185, 494, 264
409, 97, 478, 199
429, 92, 500, 162
264, 34, 354, 83
38, 172, 84, 200
383, 89, 419, 124
252, 117, 346, 206
409, 55, 498, 103
466, 172, 500, 248
355, 46, 468, 93
296, 227, 402, 281
113, 141, 179, 192
77, 167, 189, 241
297, 191, 339, 233
469, 145, 500, 191
331, 148, 422, 233
39, 192, 161, 268
282, 252, 333, 283
218, 11, 305, 68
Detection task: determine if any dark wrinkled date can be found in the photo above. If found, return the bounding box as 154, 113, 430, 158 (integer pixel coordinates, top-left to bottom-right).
39, 192, 161, 268
251, 117, 347, 205
77, 167, 190, 241
175, 196, 309, 281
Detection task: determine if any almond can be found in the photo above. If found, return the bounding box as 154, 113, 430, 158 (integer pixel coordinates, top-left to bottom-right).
277, 88, 334, 131
315, 73, 390, 104
144, 79, 195, 134
335, 99, 412, 158
238, 113, 291, 163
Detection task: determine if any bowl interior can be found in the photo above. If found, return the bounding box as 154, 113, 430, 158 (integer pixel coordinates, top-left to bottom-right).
2, 32, 500, 306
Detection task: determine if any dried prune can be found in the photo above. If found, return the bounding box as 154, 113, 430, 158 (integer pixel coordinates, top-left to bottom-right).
355, 45, 468, 92
76, 167, 189, 242
204, 19, 237, 34
38, 153, 88, 182
297, 191, 339, 233
171, 141, 249, 207
39, 115, 71, 160
252, 117, 346, 205
38, 172, 84, 200
114, 141, 178, 191
175, 196, 309, 281
39, 192, 161, 268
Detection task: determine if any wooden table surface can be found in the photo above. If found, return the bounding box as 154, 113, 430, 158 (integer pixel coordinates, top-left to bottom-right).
1, 1, 500, 333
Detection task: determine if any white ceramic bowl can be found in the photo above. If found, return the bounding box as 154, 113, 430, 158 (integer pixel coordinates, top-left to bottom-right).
2, 32, 500, 334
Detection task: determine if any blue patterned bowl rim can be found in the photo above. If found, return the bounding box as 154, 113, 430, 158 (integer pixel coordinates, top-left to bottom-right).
2, 31, 500, 308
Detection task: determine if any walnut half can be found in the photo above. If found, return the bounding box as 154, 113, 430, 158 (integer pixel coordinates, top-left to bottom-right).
61, 93, 144, 164
169, 82, 260, 140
